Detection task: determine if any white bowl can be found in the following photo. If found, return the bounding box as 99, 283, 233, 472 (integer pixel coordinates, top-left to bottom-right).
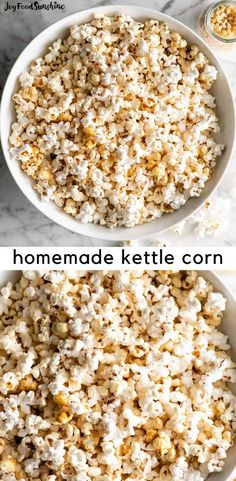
1, 5, 235, 241
0, 270, 236, 481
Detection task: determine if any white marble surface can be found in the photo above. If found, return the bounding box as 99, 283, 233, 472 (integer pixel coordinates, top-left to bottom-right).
0, 0, 235, 246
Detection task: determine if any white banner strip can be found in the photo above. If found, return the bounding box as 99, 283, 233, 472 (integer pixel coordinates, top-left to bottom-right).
0, 247, 235, 270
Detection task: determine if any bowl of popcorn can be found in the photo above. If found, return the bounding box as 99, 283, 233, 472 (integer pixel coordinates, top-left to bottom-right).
0, 269, 236, 481
1, 6, 235, 240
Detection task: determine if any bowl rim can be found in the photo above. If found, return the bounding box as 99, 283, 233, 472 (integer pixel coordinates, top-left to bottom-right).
0, 4, 235, 241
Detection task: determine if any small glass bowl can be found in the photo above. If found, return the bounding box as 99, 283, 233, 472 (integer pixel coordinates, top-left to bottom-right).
198, 1, 236, 49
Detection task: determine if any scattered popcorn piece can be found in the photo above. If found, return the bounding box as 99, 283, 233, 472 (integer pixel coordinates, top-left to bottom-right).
189, 197, 231, 238
122, 240, 138, 246
172, 221, 186, 235
150, 238, 172, 247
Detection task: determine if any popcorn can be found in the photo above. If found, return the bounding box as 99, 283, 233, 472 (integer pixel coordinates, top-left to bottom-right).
190, 197, 231, 238
9, 15, 223, 228
68, 446, 87, 471
18, 72, 34, 88
205, 292, 226, 313
0, 270, 235, 481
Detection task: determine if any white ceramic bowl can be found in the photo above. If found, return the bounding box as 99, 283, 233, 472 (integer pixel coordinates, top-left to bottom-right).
1, 5, 235, 241
0, 270, 236, 481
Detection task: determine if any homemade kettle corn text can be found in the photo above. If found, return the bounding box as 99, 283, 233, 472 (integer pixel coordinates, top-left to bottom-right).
0, 270, 236, 481
9, 14, 223, 228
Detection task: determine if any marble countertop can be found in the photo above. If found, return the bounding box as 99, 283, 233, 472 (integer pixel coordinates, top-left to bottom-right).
0, 0, 235, 247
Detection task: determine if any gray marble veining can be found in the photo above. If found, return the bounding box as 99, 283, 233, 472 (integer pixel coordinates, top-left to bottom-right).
0, 0, 235, 246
